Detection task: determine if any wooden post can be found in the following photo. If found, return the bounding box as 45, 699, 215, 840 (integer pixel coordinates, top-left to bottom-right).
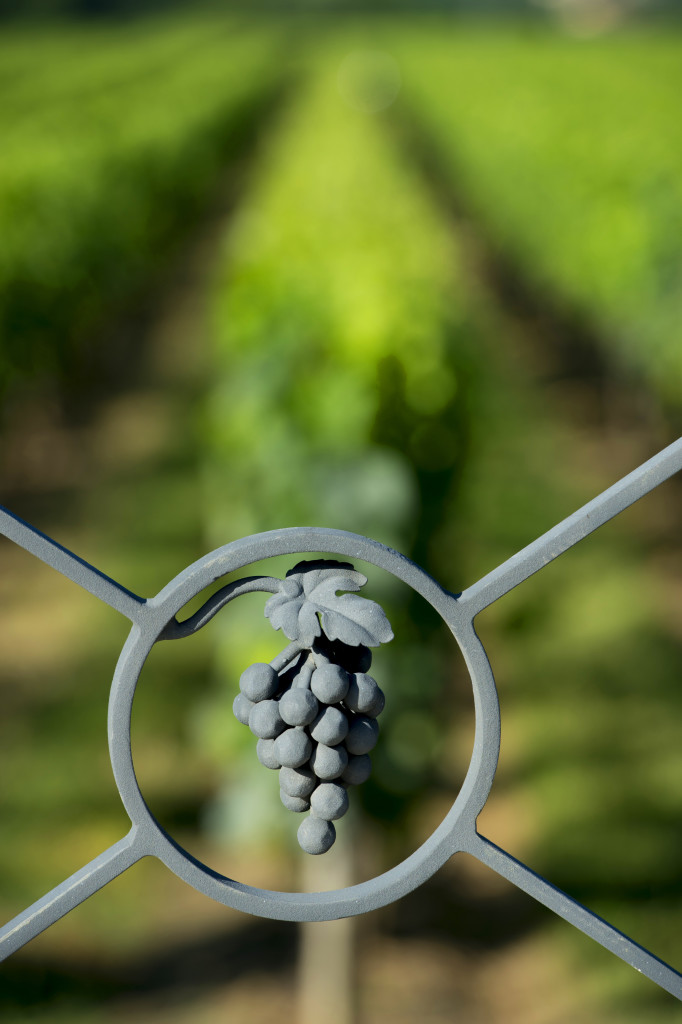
297, 824, 357, 1024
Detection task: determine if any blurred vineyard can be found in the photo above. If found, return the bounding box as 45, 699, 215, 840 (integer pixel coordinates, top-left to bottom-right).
392, 22, 682, 404
0, 15, 284, 401
0, 9, 681, 1024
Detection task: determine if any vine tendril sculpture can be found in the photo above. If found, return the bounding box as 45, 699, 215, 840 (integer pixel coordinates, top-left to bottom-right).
0, 438, 680, 1001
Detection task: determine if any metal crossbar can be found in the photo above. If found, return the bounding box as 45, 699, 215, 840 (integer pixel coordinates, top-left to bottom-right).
0, 439, 681, 1000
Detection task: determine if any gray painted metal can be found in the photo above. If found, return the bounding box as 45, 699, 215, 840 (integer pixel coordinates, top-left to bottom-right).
0, 438, 681, 999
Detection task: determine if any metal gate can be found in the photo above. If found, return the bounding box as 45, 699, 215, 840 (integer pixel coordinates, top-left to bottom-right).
1, 438, 681, 1000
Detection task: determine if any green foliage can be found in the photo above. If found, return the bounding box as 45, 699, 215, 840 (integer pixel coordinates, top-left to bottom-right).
204, 48, 465, 548
392, 23, 682, 403
0, 17, 283, 400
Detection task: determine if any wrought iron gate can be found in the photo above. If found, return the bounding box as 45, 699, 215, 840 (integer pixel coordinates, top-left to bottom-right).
1, 438, 681, 1000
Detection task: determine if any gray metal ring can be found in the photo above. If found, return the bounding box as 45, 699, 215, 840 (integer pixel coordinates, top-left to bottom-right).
108, 527, 500, 921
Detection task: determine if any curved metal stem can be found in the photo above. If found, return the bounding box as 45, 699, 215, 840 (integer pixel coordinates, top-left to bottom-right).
292, 654, 315, 689
161, 576, 281, 640
271, 640, 305, 672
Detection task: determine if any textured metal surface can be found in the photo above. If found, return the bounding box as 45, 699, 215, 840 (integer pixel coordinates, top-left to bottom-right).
0, 439, 681, 999
231, 560, 392, 853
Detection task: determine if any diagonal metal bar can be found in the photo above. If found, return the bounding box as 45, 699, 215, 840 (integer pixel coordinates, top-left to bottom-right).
458, 437, 682, 617
0, 506, 146, 623
0, 829, 144, 962
466, 833, 682, 999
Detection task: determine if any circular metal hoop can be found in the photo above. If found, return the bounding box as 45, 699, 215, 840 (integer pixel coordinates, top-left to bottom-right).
108, 527, 500, 922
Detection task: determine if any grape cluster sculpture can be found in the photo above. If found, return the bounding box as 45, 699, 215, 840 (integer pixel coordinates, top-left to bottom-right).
232, 560, 393, 854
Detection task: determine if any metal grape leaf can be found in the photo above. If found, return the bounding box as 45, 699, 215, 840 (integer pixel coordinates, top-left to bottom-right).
264, 559, 394, 647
